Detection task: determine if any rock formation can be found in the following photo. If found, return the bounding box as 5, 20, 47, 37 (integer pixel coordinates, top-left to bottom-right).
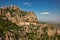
0, 5, 60, 40
0, 5, 38, 26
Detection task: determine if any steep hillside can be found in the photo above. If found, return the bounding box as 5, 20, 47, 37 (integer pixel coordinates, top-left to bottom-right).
0, 5, 37, 26
0, 5, 60, 40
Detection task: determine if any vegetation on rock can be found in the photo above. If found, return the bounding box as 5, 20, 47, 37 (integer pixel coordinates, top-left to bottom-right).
0, 6, 60, 40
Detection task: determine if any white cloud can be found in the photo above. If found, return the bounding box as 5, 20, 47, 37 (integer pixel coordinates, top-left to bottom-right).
23, 2, 32, 6
40, 12, 50, 14
23, 2, 28, 5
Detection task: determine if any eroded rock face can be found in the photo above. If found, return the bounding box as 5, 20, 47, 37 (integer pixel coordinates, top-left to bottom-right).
0, 5, 38, 26
0, 5, 60, 40
24, 12, 37, 22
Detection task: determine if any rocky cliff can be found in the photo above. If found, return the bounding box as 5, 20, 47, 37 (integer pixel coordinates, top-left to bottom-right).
0, 5, 38, 26
0, 5, 60, 40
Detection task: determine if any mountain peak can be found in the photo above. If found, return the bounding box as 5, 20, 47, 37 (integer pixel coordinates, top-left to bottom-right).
0, 5, 38, 26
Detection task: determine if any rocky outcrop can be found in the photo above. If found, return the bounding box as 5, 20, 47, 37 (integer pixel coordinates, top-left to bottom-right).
0, 5, 38, 26
0, 5, 60, 40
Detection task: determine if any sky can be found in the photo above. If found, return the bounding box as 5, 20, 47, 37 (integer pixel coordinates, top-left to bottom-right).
0, 0, 60, 23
